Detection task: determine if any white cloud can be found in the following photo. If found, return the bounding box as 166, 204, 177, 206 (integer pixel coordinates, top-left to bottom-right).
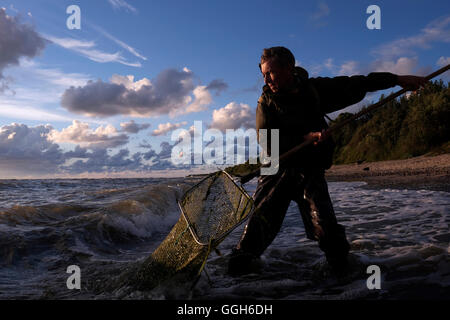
44, 35, 141, 67
93, 25, 147, 61
338, 61, 360, 75
0, 60, 92, 121
370, 56, 420, 75
30, 65, 91, 88
110, 74, 151, 90
107, 0, 137, 13
48, 120, 129, 149
437, 56, 450, 67
152, 121, 187, 136
210, 102, 255, 132
372, 15, 450, 59
175, 85, 212, 116
0, 101, 73, 122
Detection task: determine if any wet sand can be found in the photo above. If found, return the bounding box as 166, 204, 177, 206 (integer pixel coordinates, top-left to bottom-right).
326, 153, 450, 192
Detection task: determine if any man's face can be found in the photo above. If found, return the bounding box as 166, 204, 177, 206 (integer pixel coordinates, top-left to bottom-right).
260, 58, 293, 93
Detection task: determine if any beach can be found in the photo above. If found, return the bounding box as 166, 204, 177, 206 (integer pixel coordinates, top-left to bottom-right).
326, 153, 450, 192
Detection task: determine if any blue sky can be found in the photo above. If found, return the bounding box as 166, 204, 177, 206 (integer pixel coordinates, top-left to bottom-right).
0, 0, 449, 178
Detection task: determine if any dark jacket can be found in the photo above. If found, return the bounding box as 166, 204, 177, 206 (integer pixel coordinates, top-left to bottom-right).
256, 66, 398, 170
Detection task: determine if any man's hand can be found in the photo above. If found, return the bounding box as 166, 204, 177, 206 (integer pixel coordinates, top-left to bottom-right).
397, 75, 428, 91
304, 129, 329, 145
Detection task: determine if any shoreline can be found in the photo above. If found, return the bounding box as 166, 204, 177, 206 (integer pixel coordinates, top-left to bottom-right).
325, 153, 450, 192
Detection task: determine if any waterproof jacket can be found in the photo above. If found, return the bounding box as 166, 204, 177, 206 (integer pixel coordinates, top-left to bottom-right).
256, 66, 398, 170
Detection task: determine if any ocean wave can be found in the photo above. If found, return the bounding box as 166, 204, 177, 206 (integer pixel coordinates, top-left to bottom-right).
0, 180, 190, 269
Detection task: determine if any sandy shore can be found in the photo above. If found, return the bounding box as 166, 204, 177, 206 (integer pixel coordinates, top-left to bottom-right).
325, 153, 450, 192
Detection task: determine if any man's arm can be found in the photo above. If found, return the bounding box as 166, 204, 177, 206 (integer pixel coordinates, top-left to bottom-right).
256, 95, 269, 142
310, 72, 427, 114
256, 95, 273, 156
397, 75, 428, 91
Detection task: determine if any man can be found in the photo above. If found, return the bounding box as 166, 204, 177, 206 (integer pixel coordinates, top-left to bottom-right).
228, 46, 427, 276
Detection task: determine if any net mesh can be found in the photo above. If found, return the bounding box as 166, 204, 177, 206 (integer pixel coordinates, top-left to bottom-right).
179, 170, 254, 245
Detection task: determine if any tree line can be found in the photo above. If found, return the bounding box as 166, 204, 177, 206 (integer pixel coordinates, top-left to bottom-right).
330, 80, 449, 164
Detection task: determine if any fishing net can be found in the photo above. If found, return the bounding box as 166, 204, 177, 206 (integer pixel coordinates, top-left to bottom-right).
134, 170, 254, 290
179, 170, 254, 245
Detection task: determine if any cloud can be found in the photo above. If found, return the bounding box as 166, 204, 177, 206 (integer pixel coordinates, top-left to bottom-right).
338, 61, 360, 75
62, 148, 140, 174
120, 120, 151, 133
44, 35, 141, 67
372, 15, 450, 59
369, 56, 422, 75
437, 56, 450, 67
0, 8, 46, 91
27, 63, 91, 88
309, 1, 330, 27
206, 79, 228, 95
151, 121, 187, 136
48, 120, 129, 149
61, 144, 178, 175
307, 56, 420, 77
0, 60, 93, 122
0, 101, 74, 122
0, 122, 202, 177
61, 69, 213, 118
0, 123, 65, 175
107, 0, 137, 13
209, 102, 255, 132
110, 74, 151, 90
92, 25, 147, 61
178, 85, 212, 116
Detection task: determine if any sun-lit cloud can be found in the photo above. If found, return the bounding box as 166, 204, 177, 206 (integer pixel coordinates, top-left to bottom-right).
369, 56, 423, 75
48, 120, 129, 149
209, 102, 255, 132
61, 69, 217, 118
152, 121, 187, 136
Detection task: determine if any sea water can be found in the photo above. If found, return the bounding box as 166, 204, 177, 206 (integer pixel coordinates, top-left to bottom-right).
0, 178, 448, 299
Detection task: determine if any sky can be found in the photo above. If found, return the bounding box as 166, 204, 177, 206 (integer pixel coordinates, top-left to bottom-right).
0, 0, 449, 178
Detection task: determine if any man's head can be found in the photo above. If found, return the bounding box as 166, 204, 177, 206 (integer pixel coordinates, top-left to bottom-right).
259, 46, 295, 93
